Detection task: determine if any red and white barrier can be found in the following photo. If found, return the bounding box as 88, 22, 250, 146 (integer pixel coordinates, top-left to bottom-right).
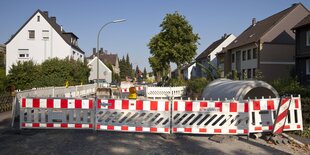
21, 98, 93, 109
97, 99, 169, 111
273, 98, 291, 134
172, 100, 249, 135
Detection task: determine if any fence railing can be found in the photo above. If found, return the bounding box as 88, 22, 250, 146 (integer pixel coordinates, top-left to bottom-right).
145, 86, 186, 98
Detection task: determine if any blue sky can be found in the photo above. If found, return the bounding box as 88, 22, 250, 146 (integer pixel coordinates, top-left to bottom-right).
1, 0, 310, 71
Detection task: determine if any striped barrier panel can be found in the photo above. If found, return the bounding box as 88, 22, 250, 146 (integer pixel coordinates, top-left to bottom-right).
96, 99, 170, 133
172, 100, 249, 135
248, 96, 303, 133
20, 98, 94, 129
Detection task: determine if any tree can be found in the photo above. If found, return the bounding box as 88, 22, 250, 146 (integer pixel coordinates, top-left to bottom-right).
148, 12, 199, 80
143, 67, 147, 80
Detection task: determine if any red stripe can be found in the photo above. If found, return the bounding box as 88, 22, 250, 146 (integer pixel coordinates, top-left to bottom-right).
229, 129, 236, 133
269, 126, 273, 130
297, 125, 301, 128
108, 100, 115, 109
121, 126, 128, 131
61, 99, 68, 108
107, 125, 114, 130
164, 128, 169, 132
275, 109, 289, 124
253, 101, 260, 110
174, 101, 178, 111
22, 123, 25, 127
75, 124, 82, 128
185, 102, 193, 111
150, 127, 157, 132
199, 128, 207, 133
122, 100, 129, 109
136, 126, 142, 131
89, 100, 93, 109
32, 123, 40, 127
215, 102, 222, 112
136, 100, 143, 110
255, 126, 262, 131
96, 125, 100, 129
75, 100, 82, 108
150, 101, 158, 110
244, 102, 248, 112
89, 124, 93, 128
200, 102, 208, 108
184, 128, 192, 132
244, 129, 248, 133
281, 98, 290, 106
214, 129, 221, 133
22, 98, 26, 108
61, 124, 68, 128
274, 126, 284, 134
47, 123, 54, 127
97, 99, 101, 109
32, 98, 40, 108
284, 125, 290, 129
230, 102, 237, 112
165, 101, 169, 111
295, 99, 299, 109
267, 100, 274, 110
47, 99, 54, 108
173, 128, 177, 132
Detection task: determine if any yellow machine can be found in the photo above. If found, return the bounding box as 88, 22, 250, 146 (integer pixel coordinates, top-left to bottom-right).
128, 87, 137, 99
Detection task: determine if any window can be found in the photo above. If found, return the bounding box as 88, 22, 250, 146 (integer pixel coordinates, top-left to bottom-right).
307, 59, 310, 75
253, 48, 257, 59
37, 16, 40, 22
247, 49, 251, 60
242, 51, 246, 61
18, 49, 29, 58
253, 68, 256, 77
307, 31, 310, 46
247, 69, 251, 79
28, 30, 35, 39
42, 30, 49, 39
231, 53, 235, 63
242, 69, 246, 79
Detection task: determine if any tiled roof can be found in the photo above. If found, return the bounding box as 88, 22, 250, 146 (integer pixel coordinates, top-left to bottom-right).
5, 9, 84, 54
89, 52, 118, 66
226, 4, 300, 50
196, 34, 232, 61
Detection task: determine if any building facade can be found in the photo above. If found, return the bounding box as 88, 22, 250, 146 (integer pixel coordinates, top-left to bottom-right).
5, 10, 84, 74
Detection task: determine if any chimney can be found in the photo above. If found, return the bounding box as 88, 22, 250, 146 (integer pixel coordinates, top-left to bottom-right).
50, 16, 56, 23
43, 11, 48, 17
252, 18, 256, 26
222, 33, 227, 39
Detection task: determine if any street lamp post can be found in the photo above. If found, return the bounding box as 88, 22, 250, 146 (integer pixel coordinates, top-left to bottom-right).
96, 19, 126, 89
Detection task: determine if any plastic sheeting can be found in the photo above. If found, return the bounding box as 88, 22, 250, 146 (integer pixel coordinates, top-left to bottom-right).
202, 79, 279, 101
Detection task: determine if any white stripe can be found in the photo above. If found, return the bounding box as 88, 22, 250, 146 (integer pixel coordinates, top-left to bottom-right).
260, 100, 267, 110
82, 100, 90, 109
100, 100, 108, 109
67, 99, 75, 109
26, 98, 33, 108
274, 119, 286, 132
101, 125, 108, 130
129, 100, 136, 110
82, 124, 90, 128
143, 127, 150, 132
68, 124, 74, 128
208, 102, 215, 108
157, 101, 165, 111
178, 101, 185, 111
115, 100, 122, 110
157, 128, 165, 133
54, 99, 61, 108
238, 103, 244, 112
143, 100, 150, 111
54, 124, 61, 128
40, 99, 47, 108
278, 99, 290, 114
192, 128, 199, 133
192, 101, 200, 112
177, 128, 184, 132
25, 123, 32, 127
222, 102, 230, 113
128, 126, 135, 131
114, 126, 121, 131
39, 123, 47, 127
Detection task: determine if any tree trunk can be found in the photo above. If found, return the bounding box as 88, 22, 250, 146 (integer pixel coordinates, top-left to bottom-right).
177, 64, 182, 80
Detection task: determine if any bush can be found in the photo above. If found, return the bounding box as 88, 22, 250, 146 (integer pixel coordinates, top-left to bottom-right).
167, 78, 185, 86
186, 77, 209, 99
270, 77, 305, 97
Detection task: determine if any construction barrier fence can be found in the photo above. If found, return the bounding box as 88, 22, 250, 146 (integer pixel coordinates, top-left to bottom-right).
19, 96, 303, 135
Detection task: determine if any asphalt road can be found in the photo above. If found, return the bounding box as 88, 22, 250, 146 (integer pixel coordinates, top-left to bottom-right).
0, 111, 309, 155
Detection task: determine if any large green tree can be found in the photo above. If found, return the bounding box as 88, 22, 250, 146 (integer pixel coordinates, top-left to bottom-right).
148, 12, 199, 80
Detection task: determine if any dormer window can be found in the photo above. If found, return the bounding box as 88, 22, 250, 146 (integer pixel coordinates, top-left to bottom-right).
37, 16, 40, 22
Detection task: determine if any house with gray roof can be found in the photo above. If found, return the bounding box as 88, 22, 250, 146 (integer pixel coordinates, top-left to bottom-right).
88, 48, 120, 75
292, 14, 310, 86
5, 9, 84, 75
223, 3, 309, 81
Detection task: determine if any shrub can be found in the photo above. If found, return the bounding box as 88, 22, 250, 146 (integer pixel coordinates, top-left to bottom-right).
186, 77, 209, 99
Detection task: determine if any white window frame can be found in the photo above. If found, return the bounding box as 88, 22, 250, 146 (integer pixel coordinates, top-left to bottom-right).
18, 49, 29, 59
307, 31, 310, 46
307, 59, 310, 75
42, 30, 49, 40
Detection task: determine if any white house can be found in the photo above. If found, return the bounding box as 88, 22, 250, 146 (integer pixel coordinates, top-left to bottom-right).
87, 57, 112, 83
5, 9, 84, 75
195, 34, 236, 77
